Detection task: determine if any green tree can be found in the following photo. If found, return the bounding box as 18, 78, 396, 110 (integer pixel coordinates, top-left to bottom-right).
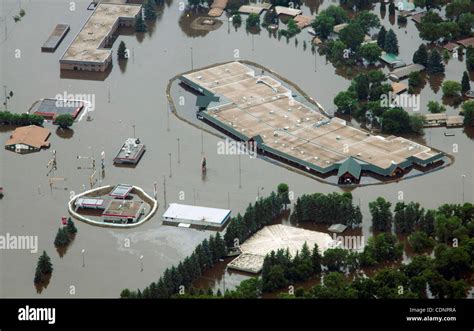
413, 44, 428, 66
277, 183, 290, 208
384, 29, 399, 54
417, 11, 443, 43
462, 100, 474, 126
408, 231, 435, 253
54, 227, 71, 247
334, 90, 358, 114
339, 23, 365, 51
66, 218, 77, 235
232, 13, 242, 26
352, 73, 370, 100
36, 251, 53, 275
377, 26, 386, 48
427, 49, 444, 74
311, 13, 335, 39
388, 2, 395, 16
442, 80, 462, 97
358, 43, 382, 64
467, 46, 474, 71
369, 197, 393, 232
408, 71, 422, 88
262, 9, 277, 28
323, 248, 348, 272
409, 114, 424, 134
461, 71, 470, 94
427, 101, 446, 113
353, 11, 380, 34
381, 107, 411, 134
144, 0, 157, 20
54, 114, 74, 129
434, 245, 471, 280
117, 41, 127, 59
246, 13, 260, 29
134, 12, 147, 32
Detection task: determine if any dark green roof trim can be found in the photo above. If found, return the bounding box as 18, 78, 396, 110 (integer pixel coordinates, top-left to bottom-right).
337, 157, 362, 178
196, 95, 220, 108
179, 76, 215, 97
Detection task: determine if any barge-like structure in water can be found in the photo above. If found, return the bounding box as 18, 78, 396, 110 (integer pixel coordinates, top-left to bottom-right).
113, 138, 145, 165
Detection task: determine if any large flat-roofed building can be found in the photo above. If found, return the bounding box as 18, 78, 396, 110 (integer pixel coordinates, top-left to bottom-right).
60, 3, 141, 72
180, 62, 444, 184
162, 203, 231, 230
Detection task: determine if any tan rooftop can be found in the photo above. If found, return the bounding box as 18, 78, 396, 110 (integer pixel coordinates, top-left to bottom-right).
5, 125, 51, 149
294, 15, 313, 29
183, 62, 441, 172
61, 3, 141, 64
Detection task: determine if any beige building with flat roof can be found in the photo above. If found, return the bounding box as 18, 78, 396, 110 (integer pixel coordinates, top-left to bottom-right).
60, 2, 141, 72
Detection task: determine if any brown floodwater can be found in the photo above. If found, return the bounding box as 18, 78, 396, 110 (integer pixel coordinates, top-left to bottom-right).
0, 0, 472, 297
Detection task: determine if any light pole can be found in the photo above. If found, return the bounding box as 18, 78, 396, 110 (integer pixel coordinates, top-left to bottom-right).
132, 125, 136, 138
81, 249, 85, 267
238, 154, 242, 188
177, 138, 181, 164
3, 85, 7, 111
140, 255, 144, 272
190, 47, 194, 70
462, 174, 466, 203
257, 186, 264, 200
168, 153, 172, 178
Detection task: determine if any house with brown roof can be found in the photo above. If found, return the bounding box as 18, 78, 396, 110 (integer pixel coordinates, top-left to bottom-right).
456, 37, 474, 48
5, 125, 51, 153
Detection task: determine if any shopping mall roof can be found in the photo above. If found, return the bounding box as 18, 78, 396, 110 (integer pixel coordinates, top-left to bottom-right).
181, 62, 443, 176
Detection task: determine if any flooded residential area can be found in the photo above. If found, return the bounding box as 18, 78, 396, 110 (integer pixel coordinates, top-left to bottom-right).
0, 0, 473, 319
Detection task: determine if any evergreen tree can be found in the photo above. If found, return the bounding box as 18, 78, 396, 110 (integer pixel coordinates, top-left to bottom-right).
427, 49, 444, 74
54, 227, 71, 247
117, 41, 127, 59
310, 244, 322, 273
389, 2, 396, 15
144, 0, 157, 20
134, 12, 147, 32
353, 73, 370, 100
384, 29, 399, 54
214, 232, 227, 258
66, 218, 77, 235
412, 44, 428, 66
277, 183, 290, 208
369, 197, 393, 232
37, 251, 53, 275
377, 26, 387, 49
461, 71, 470, 94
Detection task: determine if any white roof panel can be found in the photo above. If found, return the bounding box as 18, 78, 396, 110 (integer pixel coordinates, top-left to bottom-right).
163, 203, 231, 224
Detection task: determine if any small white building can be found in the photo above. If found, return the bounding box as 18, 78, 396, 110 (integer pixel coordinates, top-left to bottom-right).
162, 203, 231, 230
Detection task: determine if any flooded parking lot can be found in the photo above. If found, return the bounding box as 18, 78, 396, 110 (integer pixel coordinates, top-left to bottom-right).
0, 0, 472, 297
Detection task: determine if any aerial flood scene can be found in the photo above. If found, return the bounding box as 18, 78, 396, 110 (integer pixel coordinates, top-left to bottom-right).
0, 0, 473, 329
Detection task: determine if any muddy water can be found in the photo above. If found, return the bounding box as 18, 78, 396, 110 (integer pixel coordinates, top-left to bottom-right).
0, 0, 472, 297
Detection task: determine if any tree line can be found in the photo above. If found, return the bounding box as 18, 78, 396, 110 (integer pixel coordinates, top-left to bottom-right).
291, 192, 362, 228
0, 111, 44, 126
120, 185, 286, 298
